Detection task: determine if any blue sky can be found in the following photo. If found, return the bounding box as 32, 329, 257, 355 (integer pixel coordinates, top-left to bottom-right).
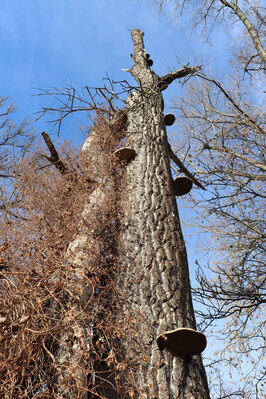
0, 0, 231, 144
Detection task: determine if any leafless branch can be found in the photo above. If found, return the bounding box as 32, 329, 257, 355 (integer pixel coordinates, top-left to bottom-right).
158, 65, 201, 90
41, 132, 69, 176
168, 144, 206, 190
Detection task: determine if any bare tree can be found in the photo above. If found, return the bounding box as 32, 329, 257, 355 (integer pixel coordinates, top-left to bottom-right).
150, 0, 265, 395
0, 96, 34, 218
0, 29, 211, 398
116, 29, 209, 398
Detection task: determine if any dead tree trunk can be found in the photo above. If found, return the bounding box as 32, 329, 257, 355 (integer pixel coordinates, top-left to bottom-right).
117, 29, 210, 398
42, 29, 210, 399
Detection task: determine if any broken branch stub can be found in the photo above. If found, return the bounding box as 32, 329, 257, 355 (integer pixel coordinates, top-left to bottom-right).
41, 132, 69, 176
158, 66, 201, 91
157, 328, 207, 357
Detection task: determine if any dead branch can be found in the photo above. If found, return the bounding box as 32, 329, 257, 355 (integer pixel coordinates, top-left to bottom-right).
158, 66, 201, 91
220, 0, 266, 63
196, 74, 266, 135
41, 132, 69, 176
168, 144, 206, 190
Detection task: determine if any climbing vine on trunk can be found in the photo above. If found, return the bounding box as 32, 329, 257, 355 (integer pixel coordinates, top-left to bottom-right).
0, 29, 210, 398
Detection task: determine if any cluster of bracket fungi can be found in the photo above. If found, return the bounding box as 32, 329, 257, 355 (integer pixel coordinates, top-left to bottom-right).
113, 111, 207, 359
113, 112, 194, 198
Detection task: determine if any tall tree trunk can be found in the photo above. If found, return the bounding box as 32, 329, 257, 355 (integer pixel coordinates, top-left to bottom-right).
118, 29, 210, 398
50, 115, 124, 399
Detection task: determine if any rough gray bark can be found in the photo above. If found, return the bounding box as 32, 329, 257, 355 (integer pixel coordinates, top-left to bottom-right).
118, 29, 210, 398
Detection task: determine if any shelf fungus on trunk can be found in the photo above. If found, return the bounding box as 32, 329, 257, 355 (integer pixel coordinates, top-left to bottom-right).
157, 328, 207, 357
145, 53, 153, 67
173, 176, 193, 196
164, 113, 176, 126
113, 147, 136, 163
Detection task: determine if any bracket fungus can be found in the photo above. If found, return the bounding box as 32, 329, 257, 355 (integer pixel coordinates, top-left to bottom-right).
145, 53, 153, 67
164, 113, 175, 126
157, 328, 207, 357
113, 147, 136, 164
173, 176, 193, 196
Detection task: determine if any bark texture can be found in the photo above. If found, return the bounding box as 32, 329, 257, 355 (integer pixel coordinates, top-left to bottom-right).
118, 29, 210, 398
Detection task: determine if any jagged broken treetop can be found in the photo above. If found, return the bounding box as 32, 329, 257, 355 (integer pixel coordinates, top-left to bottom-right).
129, 29, 201, 90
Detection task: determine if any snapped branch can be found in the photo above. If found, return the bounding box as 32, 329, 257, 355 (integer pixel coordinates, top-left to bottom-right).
41, 132, 69, 176
158, 66, 201, 91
